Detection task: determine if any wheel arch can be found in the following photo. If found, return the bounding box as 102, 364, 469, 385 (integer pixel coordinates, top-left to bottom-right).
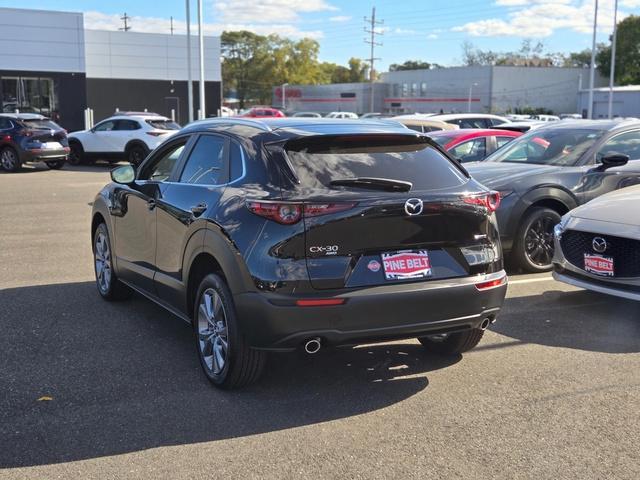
124, 139, 150, 154
507, 186, 578, 239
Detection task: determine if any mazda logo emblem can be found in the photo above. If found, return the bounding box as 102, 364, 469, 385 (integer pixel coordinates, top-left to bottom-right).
592, 236, 608, 253
404, 198, 424, 216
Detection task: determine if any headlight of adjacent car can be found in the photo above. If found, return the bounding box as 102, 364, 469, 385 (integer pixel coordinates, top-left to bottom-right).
553, 214, 570, 239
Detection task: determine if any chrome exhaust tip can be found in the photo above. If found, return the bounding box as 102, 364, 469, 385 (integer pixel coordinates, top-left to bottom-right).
304, 338, 322, 354
479, 318, 490, 330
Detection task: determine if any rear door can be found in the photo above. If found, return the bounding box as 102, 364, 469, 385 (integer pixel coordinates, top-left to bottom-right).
154, 133, 229, 307
282, 135, 498, 290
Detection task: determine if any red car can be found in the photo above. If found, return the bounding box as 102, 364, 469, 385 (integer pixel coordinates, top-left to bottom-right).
239, 107, 285, 118
428, 129, 522, 162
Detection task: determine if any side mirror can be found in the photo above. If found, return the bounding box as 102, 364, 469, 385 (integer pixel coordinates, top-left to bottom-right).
599, 152, 629, 170
110, 164, 135, 184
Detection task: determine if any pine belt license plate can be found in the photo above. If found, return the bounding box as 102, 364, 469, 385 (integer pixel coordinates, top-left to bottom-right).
382, 250, 432, 281
584, 253, 614, 277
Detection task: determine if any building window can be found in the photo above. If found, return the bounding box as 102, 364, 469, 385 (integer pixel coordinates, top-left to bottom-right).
412, 83, 418, 97
402, 83, 409, 97
340, 92, 356, 98
1, 76, 59, 119
421, 82, 427, 95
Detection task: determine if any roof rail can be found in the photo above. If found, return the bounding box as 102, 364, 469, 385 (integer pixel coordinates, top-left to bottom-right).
114, 111, 162, 116
191, 117, 272, 132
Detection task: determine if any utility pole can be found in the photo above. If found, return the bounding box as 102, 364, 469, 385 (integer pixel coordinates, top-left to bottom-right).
186, 0, 194, 123
119, 13, 131, 32
608, 0, 618, 119
588, 0, 598, 119
197, 0, 206, 119
364, 7, 383, 114
170, 16, 174, 35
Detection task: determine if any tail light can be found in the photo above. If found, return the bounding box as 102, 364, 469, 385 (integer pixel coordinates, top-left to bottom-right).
146, 131, 167, 137
463, 191, 501, 213
246, 201, 356, 225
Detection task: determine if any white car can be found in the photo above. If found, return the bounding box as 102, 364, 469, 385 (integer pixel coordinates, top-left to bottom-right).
428, 113, 511, 129
553, 182, 640, 301
325, 111, 358, 119
68, 112, 180, 166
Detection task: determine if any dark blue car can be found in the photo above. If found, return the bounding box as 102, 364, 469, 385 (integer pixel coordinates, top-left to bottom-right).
0, 113, 69, 172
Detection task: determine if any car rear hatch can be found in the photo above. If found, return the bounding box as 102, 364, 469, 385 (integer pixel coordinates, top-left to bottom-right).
278, 134, 501, 290
22, 119, 67, 146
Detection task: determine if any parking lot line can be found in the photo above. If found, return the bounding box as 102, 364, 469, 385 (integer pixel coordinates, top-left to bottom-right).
509, 276, 553, 285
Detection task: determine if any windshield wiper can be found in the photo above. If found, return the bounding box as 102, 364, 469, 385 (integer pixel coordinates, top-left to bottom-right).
329, 177, 412, 192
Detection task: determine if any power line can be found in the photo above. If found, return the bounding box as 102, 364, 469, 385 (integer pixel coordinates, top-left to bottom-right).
119, 12, 131, 32
364, 6, 384, 113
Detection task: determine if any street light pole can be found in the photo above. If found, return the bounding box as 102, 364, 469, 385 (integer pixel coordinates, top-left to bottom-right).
281, 83, 289, 111
468, 82, 478, 113
608, 0, 618, 119
197, 0, 206, 120
588, 0, 599, 119
185, 0, 194, 123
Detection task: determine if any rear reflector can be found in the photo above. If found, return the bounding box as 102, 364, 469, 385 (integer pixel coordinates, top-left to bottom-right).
475, 275, 507, 291
296, 298, 345, 307
463, 191, 501, 213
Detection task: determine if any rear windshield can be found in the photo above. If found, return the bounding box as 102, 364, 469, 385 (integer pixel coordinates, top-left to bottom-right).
22, 119, 62, 130
428, 133, 458, 147
145, 119, 180, 130
284, 135, 468, 191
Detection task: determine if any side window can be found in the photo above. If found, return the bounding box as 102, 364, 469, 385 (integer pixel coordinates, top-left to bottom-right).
93, 120, 116, 132
406, 125, 423, 133
115, 120, 140, 131
488, 118, 505, 127
179, 135, 226, 185
597, 131, 640, 162
139, 141, 187, 182
0, 118, 12, 129
450, 138, 487, 163
496, 136, 515, 149
458, 118, 486, 129
229, 141, 244, 182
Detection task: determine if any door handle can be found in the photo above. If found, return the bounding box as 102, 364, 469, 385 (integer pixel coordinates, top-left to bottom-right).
147, 199, 156, 210
191, 202, 208, 217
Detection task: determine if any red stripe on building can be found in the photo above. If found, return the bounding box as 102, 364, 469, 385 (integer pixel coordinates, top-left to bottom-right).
384, 98, 480, 103
294, 98, 357, 102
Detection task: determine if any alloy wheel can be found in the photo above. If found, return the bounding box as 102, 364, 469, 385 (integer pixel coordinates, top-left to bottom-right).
197, 288, 229, 375
524, 216, 555, 267
1, 149, 17, 170
94, 232, 112, 293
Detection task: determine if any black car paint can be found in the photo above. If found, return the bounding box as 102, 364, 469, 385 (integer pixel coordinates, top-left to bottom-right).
93, 119, 507, 350
466, 121, 640, 251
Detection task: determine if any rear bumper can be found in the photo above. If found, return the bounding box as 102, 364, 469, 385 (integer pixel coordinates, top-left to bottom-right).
235, 271, 508, 351
20, 148, 69, 162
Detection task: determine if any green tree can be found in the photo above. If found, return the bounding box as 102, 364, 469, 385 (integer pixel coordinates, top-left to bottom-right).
389, 60, 432, 71
597, 15, 640, 85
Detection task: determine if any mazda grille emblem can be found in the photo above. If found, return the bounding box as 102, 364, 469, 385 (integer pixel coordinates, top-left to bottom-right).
404, 198, 424, 216
592, 237, 608, 253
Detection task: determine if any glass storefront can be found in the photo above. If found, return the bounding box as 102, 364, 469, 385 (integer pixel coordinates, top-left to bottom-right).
1, 76, 59, 120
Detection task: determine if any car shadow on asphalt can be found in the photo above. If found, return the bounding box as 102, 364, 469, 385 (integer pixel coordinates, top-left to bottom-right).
0, 281, 459, 468
494, 289, 640, 354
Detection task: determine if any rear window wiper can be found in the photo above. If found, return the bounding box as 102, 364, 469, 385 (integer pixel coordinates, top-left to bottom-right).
329, 177, 412, 192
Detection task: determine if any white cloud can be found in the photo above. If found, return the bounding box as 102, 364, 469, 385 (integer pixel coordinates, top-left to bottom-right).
454, 0, 632, 38
427, 33, 439, 39
394, 27, 418, 35
329, 15, 352, 22
213, 0, 338, 24
83, 11, 323, 39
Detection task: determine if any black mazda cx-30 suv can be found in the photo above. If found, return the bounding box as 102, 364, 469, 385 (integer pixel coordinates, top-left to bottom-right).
91, 118, 507, 388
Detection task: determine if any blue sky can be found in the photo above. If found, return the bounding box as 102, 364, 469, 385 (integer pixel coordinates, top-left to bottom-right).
2, 0, 638, 70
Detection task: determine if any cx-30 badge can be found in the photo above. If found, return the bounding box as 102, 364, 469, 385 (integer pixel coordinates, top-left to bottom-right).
404, 198, 424, 216
592, 237, 608, 253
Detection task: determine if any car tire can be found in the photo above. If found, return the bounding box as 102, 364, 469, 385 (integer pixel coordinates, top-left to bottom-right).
194, 273, 266, 389
418, 328, 485, 355
45, 160, 64, 170
68, 141, 85, 166
93, 223, 132, 301
127, 144, 149, 166
512, 207, 561, 273
0, 146, 21, 172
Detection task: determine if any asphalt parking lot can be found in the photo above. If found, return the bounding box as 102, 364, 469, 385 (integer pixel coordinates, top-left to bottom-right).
1, 163, 639, 480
